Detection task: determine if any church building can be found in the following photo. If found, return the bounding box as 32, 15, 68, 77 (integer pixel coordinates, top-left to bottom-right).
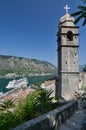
46, 5, 86, 100
57, 5, 79, 99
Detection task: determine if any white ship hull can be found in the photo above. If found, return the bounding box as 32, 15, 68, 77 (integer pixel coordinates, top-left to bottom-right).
6, 77, 28, 89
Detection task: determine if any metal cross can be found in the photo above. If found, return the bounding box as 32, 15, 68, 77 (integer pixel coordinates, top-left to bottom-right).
64, 4, 70, 14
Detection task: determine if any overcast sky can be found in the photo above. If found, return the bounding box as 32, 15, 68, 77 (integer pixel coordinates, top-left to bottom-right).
0, 0, 85, 66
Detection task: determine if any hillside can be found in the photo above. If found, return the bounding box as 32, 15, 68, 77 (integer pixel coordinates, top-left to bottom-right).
0, 55, 57, 76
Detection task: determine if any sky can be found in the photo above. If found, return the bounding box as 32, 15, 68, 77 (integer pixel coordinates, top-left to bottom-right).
0, 0, 85, 66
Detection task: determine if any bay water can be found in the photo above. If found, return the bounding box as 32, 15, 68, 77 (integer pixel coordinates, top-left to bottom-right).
0, 74, 56, 93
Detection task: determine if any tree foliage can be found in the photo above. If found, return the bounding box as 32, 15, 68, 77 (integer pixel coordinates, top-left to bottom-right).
71, 0, 86, 26
83, 65, 86, 72
35, 89, 54, 113
82, 0, 86, 3
0, 89, 57, 129
0, 99, 15, 110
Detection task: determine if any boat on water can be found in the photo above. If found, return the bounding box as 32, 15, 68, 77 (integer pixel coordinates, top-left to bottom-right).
6, 77, 28, 89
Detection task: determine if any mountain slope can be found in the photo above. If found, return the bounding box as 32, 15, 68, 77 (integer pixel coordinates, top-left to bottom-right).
0, 55, 57, 76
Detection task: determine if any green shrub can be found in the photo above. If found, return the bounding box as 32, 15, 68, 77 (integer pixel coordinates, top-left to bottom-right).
35, 89, 54, 113
0, 99, 15, 110
14, 89, 42, 123
0, 89, 57, 130
0, 111, 18, 130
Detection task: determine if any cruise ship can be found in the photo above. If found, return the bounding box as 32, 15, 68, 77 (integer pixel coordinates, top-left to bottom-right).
6, 77, 28, 89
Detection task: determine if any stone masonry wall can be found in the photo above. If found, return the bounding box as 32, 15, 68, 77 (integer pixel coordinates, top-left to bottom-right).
12, 100, 78, 130
61, 73, 79, 99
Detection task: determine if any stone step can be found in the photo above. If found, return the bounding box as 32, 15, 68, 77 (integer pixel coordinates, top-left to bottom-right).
58, 119, 82, 130
65, 118, 82, 130
58, 124, 74, 130
58, 110, 84, 130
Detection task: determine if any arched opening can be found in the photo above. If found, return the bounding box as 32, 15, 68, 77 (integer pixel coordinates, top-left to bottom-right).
67, 31, 73, 41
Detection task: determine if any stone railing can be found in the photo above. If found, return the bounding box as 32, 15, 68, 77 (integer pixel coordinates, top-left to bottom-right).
12, 100, 78, 130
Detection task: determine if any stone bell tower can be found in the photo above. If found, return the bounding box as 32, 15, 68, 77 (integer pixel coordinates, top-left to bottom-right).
57, 5, 79, 99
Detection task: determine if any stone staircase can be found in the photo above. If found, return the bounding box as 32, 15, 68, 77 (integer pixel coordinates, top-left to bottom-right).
58, 100, 86, 130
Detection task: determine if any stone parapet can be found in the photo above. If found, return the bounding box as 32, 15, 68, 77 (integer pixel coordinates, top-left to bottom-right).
12, 100, 78, 130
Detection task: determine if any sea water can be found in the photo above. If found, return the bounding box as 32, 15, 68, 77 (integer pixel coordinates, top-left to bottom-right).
0, 74, 56, 93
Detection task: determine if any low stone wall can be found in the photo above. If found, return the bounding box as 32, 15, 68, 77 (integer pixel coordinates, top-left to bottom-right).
12, 100, 78, 130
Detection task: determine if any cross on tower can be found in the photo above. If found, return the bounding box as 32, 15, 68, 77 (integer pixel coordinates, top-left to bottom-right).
64, 4, 70, 14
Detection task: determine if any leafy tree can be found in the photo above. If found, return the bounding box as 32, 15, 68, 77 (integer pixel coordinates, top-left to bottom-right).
71, 0, 86, 26
83, 0, 86, 3
83, 65, 86, 72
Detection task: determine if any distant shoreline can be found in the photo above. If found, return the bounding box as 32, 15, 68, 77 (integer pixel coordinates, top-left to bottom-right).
0, 73, 56, 79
